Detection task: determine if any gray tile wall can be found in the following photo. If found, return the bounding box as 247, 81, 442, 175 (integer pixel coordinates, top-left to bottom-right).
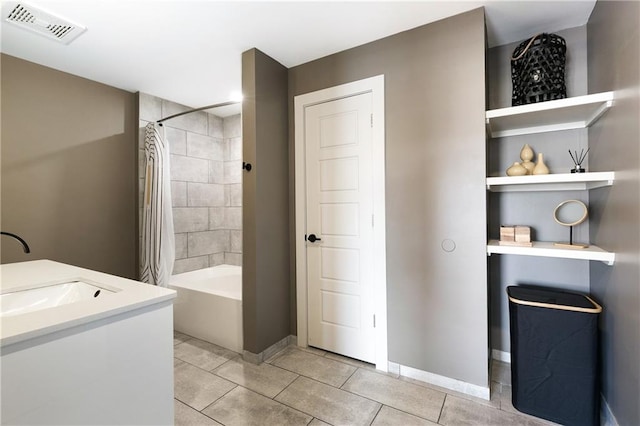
139, 93, 242, 275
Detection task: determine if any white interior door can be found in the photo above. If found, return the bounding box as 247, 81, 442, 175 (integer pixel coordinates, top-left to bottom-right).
304, 92, 375, 363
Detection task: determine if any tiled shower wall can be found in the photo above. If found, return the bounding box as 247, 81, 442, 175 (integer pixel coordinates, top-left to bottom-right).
139, 93, 242, 275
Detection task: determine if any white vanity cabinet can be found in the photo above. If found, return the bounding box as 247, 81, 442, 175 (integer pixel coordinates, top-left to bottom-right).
0, 260, 176, 426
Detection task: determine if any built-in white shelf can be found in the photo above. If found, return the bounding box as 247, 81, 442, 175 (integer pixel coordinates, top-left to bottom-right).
487, 240, 615, 265
486, 91, 614, 138
486, 171, 615, 192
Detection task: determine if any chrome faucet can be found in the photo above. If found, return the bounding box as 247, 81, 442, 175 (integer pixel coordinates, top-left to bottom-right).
1, 231, 31, 253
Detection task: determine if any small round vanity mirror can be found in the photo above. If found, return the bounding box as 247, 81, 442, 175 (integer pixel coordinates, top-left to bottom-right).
553, 200, 589, 248
553, 200, 588, 226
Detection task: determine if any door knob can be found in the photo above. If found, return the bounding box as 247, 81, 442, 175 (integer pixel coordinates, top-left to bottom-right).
307, 234, 321, 243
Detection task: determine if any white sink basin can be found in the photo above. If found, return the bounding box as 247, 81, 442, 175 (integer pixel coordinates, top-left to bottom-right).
1, 281, 114, 317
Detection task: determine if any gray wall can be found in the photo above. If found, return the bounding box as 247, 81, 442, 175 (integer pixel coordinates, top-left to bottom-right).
288, 8, 488, 387
587, 2, 640, 424
242, 49, 290, 354
487, 26, 592, 353
1, 54, 138, 279
138, 93, 242, 275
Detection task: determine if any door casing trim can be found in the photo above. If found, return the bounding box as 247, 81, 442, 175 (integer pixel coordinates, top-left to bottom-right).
294, 75, 388, 371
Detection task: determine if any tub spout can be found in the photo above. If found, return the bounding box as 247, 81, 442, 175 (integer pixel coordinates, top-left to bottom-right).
1, 231, 31, 253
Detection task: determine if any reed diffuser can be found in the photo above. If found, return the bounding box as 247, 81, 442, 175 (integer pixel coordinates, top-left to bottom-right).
569, 148, 589, 173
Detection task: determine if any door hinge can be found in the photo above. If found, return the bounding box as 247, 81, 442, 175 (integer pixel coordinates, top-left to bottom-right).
370, 113, 373, 128
373, 314, 376, 328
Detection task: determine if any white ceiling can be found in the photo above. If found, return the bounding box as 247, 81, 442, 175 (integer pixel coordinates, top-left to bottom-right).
1, 0, 596, 116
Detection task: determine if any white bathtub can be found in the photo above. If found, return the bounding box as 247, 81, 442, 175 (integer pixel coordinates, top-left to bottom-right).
169, 265, 242, 352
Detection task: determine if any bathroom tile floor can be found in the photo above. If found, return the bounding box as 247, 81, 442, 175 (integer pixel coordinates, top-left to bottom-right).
173, 332, 558, 426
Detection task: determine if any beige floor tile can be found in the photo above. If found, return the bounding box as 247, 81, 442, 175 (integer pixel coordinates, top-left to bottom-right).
491, 359, 512, 385
500, 385, 560, 425
174, 362, 236, 411
174, 331, 192, 346
265, 344, 326, 364
399, 375, 501, 409
500, 383, 516, 413
263, 346, 288, 364
175, 338, 239, 371
308, 418, 331, 426
342, 368, 445, 422
171, 339, 566, 426
174, 399, 222, 426
270, 346, 357, 387
213, 358, 298, 398
298, 345, 328, 356
275, 376, 381, 426
439, 394, 551, 426
324, 351, 377, 370
202, 386, 313, 426
372, 406, 438, 425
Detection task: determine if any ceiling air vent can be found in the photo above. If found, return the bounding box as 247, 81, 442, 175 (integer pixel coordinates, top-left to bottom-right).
5, 2, 86, 44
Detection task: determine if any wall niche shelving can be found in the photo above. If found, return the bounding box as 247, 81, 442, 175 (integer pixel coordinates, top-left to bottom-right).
486, 91, 616, 265
486, 91, 614, 137
486, 171, 615, 192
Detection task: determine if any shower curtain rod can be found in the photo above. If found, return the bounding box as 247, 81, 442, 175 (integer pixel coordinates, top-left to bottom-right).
157, 100, 240, 124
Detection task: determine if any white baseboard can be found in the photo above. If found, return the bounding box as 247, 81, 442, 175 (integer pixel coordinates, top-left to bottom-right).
387, 361, 400, 376
600, 395, 619, 426
491, 349, 511, 363
388, 361, 490, 401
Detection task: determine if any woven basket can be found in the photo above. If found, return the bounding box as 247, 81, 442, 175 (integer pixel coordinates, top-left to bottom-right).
511, 33, 567, 106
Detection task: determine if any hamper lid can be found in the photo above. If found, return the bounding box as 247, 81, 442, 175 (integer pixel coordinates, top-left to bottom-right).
507, 285, 602, 314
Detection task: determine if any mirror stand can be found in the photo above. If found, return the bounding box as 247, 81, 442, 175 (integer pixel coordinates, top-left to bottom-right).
553, 200, 590, 249
554, 225, 589, 249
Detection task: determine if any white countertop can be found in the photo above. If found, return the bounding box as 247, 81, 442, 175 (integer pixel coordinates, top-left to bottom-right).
0, 260, 176, 347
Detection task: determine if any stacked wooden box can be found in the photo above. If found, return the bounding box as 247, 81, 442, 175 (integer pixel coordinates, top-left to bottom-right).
499, 225, 532, 246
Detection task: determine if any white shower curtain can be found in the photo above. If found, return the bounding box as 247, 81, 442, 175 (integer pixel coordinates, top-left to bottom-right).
141, 122, 175, 287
